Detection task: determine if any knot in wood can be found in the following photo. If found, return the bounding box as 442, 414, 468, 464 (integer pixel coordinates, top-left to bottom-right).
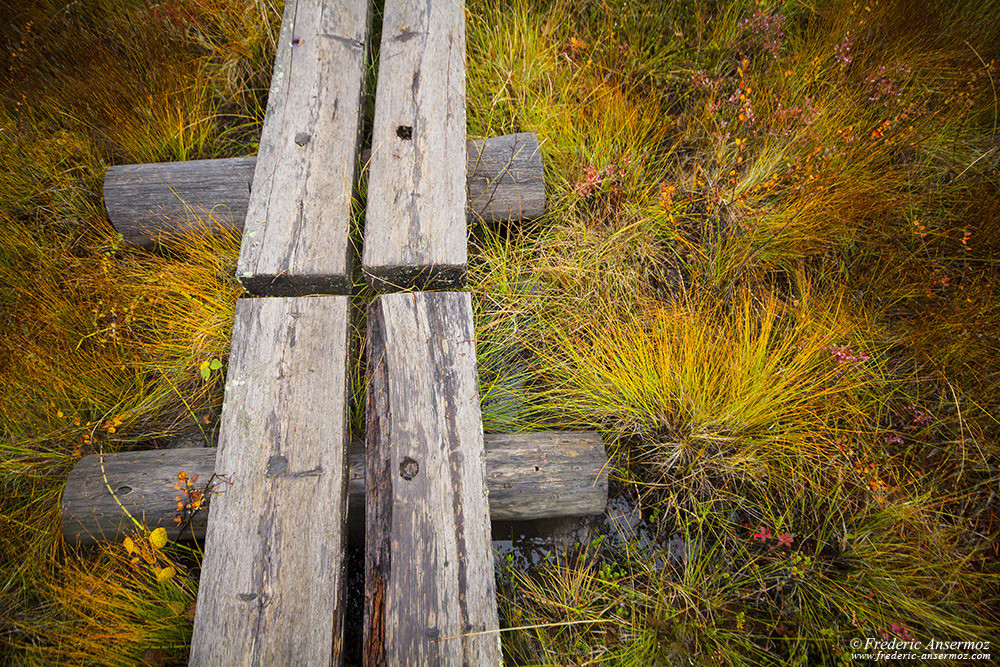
294, 132, 311, 146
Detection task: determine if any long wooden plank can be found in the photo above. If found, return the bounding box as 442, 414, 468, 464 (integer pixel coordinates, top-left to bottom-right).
60, 431, 608, 546
365, 291, 501, 665
363, 0, 468, 290
103, 133, 545, 247
189, 296, 350, 665
236, 0, 372, 296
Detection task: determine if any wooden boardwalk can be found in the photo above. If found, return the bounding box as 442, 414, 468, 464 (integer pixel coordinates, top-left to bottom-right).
65, 0, 610, 663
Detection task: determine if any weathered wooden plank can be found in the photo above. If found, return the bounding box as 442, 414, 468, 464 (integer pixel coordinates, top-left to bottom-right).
235, 0, 372, 296
365, 291, 501, 665
189, 296, 350, 666
102, 133, 545, 247
60, 432, 608, 546
484, 431, 607, 521
362, 0, 468, 291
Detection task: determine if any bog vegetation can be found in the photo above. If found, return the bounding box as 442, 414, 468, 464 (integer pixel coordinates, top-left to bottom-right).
1, 0, 998, 664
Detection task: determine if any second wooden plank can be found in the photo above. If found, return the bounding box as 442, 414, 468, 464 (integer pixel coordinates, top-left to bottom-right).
365, 291, 501, 665
363, 0, 468, 290
236, 0, 372, 296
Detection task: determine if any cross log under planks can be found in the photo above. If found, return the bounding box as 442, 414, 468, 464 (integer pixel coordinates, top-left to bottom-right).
60, 432, 609, 547
102, 133, 545, 247
363, 0, 468, 290
365, 292, 501, 665
235, 0, 371, 297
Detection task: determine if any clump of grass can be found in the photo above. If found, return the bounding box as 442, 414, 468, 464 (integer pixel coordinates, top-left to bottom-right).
471, 0, 1000, 661
470, 225, 547, 433
501, 481, 995, 665
12, 531, 197, 666
533, 284, 881, 480
0, 217, 240, 662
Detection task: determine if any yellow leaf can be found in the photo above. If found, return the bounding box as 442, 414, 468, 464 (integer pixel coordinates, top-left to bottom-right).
149, 527, 168, 550
124, 536, 135, 555
157, 566, 177, 582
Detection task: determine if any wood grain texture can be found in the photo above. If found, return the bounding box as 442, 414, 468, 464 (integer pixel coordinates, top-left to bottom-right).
483, 431, 606, 521
467, 133, 544, 223
365, 291, 501, 665
362, 0, 468, 291
189, 296, 350, 666
60, 432, 608, 546
103, 134, 545, 247
235, 0, 371, 296
103, 157, 255, 246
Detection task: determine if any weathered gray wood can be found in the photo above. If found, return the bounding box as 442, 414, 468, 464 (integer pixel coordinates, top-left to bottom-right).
467, 132, 544, 223
365, 291, 501, 665
103, 133, 545, 247
234, 0, 372, 297
60, 432, 608, 546
103, 156, 255, 246
484, 431, 607, 520
362, 0, 468, 291
189, 296, 351, 666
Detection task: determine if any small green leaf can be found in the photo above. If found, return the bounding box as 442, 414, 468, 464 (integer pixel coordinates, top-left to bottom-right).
199, 360, 210, 382
210, 359, 223, 371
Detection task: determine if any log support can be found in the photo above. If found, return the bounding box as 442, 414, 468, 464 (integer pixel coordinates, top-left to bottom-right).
60, 432, 609, 547
103, 134, 544, 249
